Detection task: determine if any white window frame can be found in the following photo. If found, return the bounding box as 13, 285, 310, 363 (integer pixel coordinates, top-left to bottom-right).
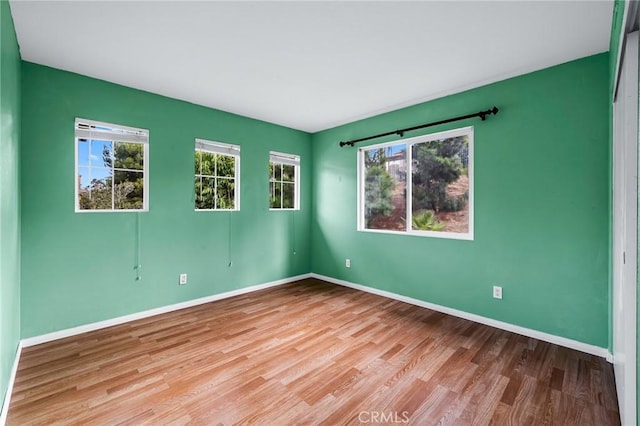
194, 138, 241, 211
357, 126, 474, 240
269, 151, 300, 211
74, 118, 149, 213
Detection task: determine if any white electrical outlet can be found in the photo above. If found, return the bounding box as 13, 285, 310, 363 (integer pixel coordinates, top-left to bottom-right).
345, 258, 351, 268
179, 273, 188, 285
493, 285, 502, 299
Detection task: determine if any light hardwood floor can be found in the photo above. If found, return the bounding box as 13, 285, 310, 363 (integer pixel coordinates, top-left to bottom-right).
7, 278, 619, 425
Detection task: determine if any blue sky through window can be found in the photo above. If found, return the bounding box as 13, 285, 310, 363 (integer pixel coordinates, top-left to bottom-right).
388, 144, 406, 155
77, 139, 113, 188
365, 143, 406, 162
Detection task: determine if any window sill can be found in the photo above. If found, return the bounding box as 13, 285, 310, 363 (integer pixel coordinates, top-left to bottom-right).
357, 227, 474, 241
75, 209, 148, 213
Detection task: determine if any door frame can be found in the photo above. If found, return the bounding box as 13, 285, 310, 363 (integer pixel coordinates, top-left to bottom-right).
612, 29, 638, 426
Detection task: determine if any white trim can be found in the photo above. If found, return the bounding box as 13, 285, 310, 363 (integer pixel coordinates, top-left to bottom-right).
75, 117, 148, 141
358, 227, 474, 241
357, 147, 363, 229
21, 273, 312, 348
0, 341, 23, 426
269, 151, 300, 167
5, 270, 613, 424
195, 139, 240, 157
612, 30, 638, 426
406, 140, 413, 231
612, 0, 630, 101
310, 273, 611, 360
143, 141, 149, 211
75, 129, 147, 144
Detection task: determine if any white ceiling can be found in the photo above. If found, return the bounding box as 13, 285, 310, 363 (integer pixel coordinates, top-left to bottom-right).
9, 1, 613, 133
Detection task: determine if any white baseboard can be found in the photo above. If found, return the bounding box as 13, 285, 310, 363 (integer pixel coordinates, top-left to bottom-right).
0, 271, 613, 424
21, 273, 312, 348
16, 270, 613, 358
0, 341, 23, 426
310, 273, 612, 361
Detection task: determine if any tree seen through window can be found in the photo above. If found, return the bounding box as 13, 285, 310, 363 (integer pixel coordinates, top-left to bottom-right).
194, 149, 237, 210
77, 140, 145, 210
360, 127, 473, 238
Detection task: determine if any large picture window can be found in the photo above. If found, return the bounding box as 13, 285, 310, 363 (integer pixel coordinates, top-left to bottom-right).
195, 139, 240, 211
75, 118, 149, 212
358, 126, 473, 240
269, 152, 300, 210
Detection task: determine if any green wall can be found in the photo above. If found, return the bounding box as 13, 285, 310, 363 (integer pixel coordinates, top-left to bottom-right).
311, 54, 610, 348
0, 0, 21, 408
20, 62, 311, 338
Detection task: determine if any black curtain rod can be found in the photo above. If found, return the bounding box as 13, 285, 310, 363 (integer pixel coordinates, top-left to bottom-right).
339, 106, 499, 147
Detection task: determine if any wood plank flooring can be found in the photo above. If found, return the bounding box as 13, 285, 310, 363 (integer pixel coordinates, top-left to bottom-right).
7, 278, 620, 425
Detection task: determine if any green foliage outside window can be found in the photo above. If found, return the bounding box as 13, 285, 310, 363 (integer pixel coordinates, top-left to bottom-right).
270, 162, 296, 209
364, 149, 395, 227
194, 150, 236, 210
411, 136, 468, 213
361, 130, 471, 235
412, 210, 445, 231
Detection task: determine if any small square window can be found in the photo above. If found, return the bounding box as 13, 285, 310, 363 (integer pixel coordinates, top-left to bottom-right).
75, 118, 149, 212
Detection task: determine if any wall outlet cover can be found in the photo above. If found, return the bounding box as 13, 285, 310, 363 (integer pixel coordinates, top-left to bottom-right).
493, 285, 502, 299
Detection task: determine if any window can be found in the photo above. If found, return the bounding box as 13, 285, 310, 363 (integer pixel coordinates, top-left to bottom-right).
195, 139, 240, 210
269, 152, 300, 210
358, 126, 473, 240
75, 118, 149, 212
